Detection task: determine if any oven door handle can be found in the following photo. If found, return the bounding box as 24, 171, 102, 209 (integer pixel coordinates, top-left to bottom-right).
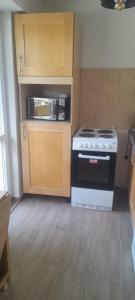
78, 154, 110, 161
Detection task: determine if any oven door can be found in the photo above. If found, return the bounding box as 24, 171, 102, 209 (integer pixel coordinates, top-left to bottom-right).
72, 150, 116, 191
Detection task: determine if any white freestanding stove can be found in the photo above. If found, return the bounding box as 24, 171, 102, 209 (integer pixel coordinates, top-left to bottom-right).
71, 128, 118, 210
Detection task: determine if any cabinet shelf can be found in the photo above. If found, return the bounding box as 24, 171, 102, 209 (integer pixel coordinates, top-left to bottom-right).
18, 76, 73, 85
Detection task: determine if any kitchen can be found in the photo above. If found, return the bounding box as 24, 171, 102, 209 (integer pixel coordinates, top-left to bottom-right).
0, 0, 135, 299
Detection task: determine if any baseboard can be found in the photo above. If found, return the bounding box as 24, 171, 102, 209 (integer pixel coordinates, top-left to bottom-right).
10, 196, 23, 213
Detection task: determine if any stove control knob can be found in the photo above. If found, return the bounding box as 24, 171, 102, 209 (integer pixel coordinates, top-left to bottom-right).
98, 143, 102, 149
80, 143, 83, 148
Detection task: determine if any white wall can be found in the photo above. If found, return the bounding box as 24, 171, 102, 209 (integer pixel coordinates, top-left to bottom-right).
0, 12, 22, 197
13, 0, 49, 11
15, 0, 135, 68
0, 0, 22, 11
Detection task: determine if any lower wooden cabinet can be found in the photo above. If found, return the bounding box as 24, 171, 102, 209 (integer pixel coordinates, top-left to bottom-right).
21, 122, 71, 197
129, 150, 135, 228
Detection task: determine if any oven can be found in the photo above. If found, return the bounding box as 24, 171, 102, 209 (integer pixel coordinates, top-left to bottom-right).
71, 127, 118, 210
72, 150, 116, 191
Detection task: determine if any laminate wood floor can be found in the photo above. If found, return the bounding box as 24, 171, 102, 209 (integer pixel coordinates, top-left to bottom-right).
0, 196, 135, 300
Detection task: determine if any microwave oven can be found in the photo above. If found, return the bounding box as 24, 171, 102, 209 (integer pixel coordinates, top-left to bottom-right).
26, 96, 70, 121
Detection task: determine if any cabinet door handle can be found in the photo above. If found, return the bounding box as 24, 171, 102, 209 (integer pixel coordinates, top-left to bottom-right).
23, 125, 27, 139
19, 54, 24, 74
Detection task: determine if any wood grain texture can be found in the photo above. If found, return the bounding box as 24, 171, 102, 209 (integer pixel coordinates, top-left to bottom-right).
0, 193, 11, 258
14, 13, 74, 77
0, 196, 135, 299
20, 122, 71, 197
0, 193, 11, 290
18, 76, 73, 85
80, 69, 135, 130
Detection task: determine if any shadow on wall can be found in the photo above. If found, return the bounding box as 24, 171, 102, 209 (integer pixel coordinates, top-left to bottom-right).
115, 130, 129, 188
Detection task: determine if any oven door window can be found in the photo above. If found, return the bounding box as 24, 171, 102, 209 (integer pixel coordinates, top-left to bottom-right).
72, 151, 116, 190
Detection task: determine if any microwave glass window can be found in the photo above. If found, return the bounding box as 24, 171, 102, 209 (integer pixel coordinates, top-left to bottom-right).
34, 99, 56, 118
26, 96, 70, 121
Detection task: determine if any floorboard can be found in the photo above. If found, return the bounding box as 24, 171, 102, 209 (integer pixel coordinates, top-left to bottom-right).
0, 195, 135, 300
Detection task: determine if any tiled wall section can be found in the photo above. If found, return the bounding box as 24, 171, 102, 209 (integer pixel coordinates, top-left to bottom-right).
80, 69, 135, 130
80, 69, 135, 187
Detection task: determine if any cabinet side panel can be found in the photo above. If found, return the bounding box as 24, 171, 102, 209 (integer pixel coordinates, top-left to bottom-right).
22, 122, 71, 197
71, 16, 80, 136
129, 157, 135, 228
20, 123, 30, 193
14, 15, 25, 76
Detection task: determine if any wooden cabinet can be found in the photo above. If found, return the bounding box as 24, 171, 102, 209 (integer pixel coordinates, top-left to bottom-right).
129, 149, 135, 228
0, 192, 11, 290
14, 13, 74, 77
21, 122, 71, 197
15, 11, 80, 197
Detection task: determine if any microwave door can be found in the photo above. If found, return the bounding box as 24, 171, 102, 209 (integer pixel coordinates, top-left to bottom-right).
34, 100, 48, 118
34, 99, 56, 120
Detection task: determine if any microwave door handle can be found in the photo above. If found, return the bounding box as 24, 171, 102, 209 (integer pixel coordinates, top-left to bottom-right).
78, 154, 110, 161
27, 98, 34, 118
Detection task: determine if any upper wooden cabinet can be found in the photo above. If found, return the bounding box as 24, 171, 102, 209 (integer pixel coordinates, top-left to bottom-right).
14, 12, 74, 77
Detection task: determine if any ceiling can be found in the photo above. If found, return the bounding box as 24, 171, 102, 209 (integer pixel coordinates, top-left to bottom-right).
0, 0, 22, 11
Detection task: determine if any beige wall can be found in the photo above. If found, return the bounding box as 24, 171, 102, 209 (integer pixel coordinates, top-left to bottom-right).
80, 69, 135, 130
80, 69, 135, 187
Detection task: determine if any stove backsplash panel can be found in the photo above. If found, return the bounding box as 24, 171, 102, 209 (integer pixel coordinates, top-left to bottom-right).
80, 69, 135, 130
80, 69, 134, 188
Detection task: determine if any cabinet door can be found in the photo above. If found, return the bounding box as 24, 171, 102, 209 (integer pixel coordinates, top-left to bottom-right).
129, 153, 135, 228
21, 122, 71, 197
14, 13, 74, 77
